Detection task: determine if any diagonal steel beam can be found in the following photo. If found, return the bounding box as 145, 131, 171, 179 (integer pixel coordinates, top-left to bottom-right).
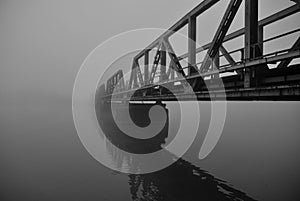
135, 60, 144, 86
134, 0, 220, 60
219, 45, 243, 75
179, 4, 300, 60
277, 37, 300, 68
219, 45, 236, 65
200, 0, 242, 73
163, 40, 186, 78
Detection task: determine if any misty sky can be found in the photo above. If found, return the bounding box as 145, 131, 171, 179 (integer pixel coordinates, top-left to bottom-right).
0, 1, 300, 201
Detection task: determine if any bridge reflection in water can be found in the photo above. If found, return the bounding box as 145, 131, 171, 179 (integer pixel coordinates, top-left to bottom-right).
95, 101, 257, 201
127, 158, 256, 201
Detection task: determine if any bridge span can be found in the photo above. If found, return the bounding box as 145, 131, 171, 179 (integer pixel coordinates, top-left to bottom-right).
98, 0, 300, 102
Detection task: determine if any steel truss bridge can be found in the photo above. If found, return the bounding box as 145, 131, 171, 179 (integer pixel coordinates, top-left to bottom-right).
100, 0, 300, 102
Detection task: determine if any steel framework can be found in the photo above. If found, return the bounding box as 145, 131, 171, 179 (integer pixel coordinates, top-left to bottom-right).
102, 0, 300, 101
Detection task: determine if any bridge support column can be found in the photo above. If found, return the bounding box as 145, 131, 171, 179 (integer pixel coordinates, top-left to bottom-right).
244, 0, 259, 88
212, 50, 220, 79
133, 69, 139, 88
144, 50, 149, 85
188, 16, 198, 76
258, 25, 264, 55
160, 43, 167, 82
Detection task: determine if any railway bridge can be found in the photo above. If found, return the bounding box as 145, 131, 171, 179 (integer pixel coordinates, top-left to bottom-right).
98, 0, 300, 102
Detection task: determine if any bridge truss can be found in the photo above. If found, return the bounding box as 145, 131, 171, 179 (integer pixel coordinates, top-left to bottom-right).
102, 0, 300, 101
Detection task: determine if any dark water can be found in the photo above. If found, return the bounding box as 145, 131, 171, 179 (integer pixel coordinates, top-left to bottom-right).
95, 100, 300, 201
127, 158, 255, 201
97, 101, 257, 200
106, 141, 257, 201
1, 97, 300, 201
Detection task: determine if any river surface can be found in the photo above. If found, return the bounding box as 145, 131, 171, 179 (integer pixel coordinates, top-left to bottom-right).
1, 98, 300, 201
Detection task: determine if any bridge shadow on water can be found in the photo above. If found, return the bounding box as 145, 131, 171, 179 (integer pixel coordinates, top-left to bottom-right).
96, 101, 257, 201
128, 159, 256, 201
106, 141, 257, 201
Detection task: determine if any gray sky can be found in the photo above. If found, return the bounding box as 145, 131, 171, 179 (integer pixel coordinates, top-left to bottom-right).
0, 1, 299, 201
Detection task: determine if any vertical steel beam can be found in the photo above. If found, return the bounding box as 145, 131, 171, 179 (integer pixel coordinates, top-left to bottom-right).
244, 0, 259, 88
128, 62, 135, 89
133, 69, 138, 88
119, 70, 125, 91
170, 63, 175, 80
128, 61, 140, 89
160, 43, 167, 82
144, 51, 149, 85
212, 50, 220, 79
188, 16, 197, 76
258, 25, 264, 55
149, 44, 161, 84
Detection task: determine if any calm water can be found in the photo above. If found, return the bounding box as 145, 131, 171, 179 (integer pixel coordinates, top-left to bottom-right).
1, 97, 300, 201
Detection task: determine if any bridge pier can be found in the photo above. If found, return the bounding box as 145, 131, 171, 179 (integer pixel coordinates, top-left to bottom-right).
95, 100, 169, 154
